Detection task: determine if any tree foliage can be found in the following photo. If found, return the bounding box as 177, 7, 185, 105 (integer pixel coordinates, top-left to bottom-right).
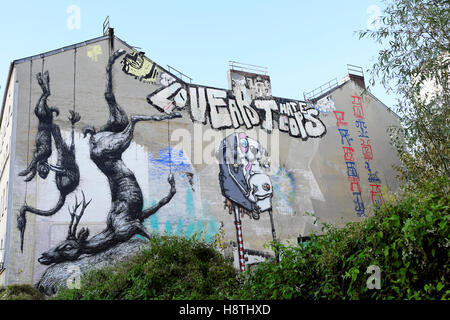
235, 177, 449, 300
360, 0, 449, 187
53, 235, 238, 300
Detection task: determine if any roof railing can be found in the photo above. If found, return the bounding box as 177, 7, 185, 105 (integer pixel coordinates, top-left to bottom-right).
167, 65, 193, 84
229, 61, 268, 75
347, 64, 364, 77
303, 78, 339, 101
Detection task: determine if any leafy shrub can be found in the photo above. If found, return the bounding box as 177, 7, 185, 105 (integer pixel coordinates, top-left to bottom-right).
235, 176, 449, 300
54, 235, 238, 300
0, 284, 45, 300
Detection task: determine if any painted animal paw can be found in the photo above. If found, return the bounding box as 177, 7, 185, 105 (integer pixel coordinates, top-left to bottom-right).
168, 173, 175, 186
68, 110, 81, 125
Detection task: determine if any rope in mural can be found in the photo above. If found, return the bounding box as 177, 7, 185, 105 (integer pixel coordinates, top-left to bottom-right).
17, 50, 81, 251
22, 59, 33, 208
13, 49, 181, 270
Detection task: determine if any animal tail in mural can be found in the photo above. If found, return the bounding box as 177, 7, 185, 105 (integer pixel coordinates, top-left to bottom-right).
17, 109, 82, 252
37, 49, 182, 265
18, 71, 59, 182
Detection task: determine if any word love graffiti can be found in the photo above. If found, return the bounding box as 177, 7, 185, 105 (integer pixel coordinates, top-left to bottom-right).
146, 80, 327, 140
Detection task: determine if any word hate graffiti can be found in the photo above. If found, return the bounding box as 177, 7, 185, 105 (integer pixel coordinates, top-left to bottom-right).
146, 80, 326, 140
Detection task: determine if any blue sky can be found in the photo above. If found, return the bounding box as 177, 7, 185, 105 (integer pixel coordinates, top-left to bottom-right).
0, 0, 397, 110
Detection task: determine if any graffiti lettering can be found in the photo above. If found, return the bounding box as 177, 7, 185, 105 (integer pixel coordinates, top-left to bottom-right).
355, 119, 369, 138
360, 139, 374, 161
145, 79, 326, 140
333, 110, 348, 127
353, 192, 365, 217
352, 95, 364, 119
338, 128, 353, 146
352, 95, 384, 207
334, 110, 365, 217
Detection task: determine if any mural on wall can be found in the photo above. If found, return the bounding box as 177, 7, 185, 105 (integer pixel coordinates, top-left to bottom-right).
119, 53, 327, 143
333, 109, 366, 217
144, 147, 220, 242
307, 94, 336, 114
121, 51, 160, 84
351, 95, 384, 207
18, 71, 59, 182
18, 50, 181, 267
230, 70, 272, 99
332, 95, 385, 217
87, 44, 103, 62
271, 166, 296, 216
145, 79, 326, 139
17, 71, 81, 251
216, 133, 277, 271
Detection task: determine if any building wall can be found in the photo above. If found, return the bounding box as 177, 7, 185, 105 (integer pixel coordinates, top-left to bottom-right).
0, 69, 15, 285
3, 37, 401, 285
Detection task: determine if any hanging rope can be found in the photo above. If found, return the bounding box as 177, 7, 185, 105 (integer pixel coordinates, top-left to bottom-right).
167, 115, 172, 174
73, 48, 77, 113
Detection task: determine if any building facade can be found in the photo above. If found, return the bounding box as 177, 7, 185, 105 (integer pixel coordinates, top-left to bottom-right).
0, 34, 401, 288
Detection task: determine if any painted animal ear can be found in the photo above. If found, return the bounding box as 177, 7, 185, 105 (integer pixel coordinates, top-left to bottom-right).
77, 227, 89, 242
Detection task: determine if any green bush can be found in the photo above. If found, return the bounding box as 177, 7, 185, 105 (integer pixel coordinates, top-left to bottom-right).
0, 284, 45, 300
54, 235, 238, 300
235, 176, 449, 300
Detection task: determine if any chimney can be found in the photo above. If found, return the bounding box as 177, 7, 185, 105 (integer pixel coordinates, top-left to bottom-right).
345, 64, 366, 89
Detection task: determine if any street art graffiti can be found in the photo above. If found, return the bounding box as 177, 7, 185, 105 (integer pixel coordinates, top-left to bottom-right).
145, 147, 220, 242
121, 50, 160, 84
19, 50, 181, 268
332, 95, 385, 216
217, 133, 273, 218
271, 166, 296, 216
308, 94, 336, 114
145, 79, 327, 140
230, 70, 272, 99
18, 71, 59, 182
17, 72, 81, 251
351, 95, 384, 207
333, 109, 366, 217
87, 44, 103, 62
217, 133, 277, 271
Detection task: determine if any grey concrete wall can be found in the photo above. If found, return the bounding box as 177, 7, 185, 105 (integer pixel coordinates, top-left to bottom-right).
0, 69, 16, 286
2, 36, 401, 285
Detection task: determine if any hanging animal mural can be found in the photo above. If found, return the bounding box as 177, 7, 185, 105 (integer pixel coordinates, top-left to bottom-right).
18, 71, 59, 182
18, 50, 180, 267
17, 71, 81, 252
16, 45, 332, 283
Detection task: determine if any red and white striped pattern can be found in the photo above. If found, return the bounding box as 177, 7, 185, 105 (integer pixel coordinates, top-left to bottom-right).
235, 220, 246, 272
